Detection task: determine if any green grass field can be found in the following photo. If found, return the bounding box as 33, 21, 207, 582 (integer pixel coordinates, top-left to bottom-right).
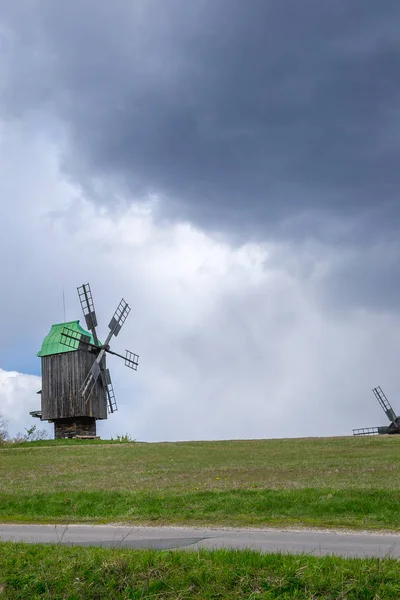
1, 542, 399, 599
1, 435, 400, 530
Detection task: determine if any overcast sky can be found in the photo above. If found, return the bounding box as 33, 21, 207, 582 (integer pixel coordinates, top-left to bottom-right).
1, 0, 400, 441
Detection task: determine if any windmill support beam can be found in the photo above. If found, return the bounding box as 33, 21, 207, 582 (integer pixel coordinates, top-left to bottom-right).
54, 417, 97, 439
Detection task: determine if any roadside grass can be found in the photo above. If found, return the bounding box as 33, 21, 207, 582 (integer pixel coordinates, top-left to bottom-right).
1, 489, 400, 530
1, 436, 400, 529
1, 542, 400, 599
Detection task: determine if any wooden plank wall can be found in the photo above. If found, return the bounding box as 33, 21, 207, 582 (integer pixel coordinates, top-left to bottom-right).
41, 351, 107, 420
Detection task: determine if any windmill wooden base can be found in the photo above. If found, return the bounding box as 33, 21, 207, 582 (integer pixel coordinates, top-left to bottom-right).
53, 417, 97, 439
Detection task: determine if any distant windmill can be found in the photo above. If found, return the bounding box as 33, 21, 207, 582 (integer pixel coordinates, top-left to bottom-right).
353, 387, 400, 436
31, 283, 139, 439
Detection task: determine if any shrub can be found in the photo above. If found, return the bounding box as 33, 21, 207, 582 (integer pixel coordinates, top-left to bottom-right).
0, 415, 8, 443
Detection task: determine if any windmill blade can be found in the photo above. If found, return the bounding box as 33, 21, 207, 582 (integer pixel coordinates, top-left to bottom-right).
125, 349, 139, 371
79, 340, 110, 403
372, 386, 397, 423
77, 283, 100, 346
60, 327, 92, 352
352, 427, 379, 436
105, 347, 139, 371
80, 360, 102, 403
108, 298, 131, 337
378, 426, 390, 434
100, 367, 118, 414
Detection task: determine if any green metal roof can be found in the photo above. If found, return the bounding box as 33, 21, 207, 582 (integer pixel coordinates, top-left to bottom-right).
37, 320, 99, 357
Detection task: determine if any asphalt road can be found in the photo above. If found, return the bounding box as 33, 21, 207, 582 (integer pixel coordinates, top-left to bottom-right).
1, 524, 400, 558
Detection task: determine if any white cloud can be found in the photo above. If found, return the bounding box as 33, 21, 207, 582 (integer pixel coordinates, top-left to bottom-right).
0, 368, 49, 437
1, 121, 400, 442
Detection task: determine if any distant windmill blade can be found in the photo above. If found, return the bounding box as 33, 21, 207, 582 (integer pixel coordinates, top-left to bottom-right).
352, 427, 379, 436
60, 327, 92, 352
353, 386, 400, 437
377, 426, 390, 434
372, 386, 397, 423
108, 298, 131, 337
77, 283, 100, 346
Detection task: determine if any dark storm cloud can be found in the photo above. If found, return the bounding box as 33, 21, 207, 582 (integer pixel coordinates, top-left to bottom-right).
1, 0, 400, 237
314, 242, 400, 313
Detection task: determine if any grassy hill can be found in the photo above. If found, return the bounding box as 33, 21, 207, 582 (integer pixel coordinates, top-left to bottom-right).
1, 435, 400, 530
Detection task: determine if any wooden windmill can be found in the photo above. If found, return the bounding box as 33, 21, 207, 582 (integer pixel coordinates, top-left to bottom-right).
32, 283, 139, 439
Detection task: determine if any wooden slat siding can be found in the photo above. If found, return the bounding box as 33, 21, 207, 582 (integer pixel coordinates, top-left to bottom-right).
41, 350, 107, 420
